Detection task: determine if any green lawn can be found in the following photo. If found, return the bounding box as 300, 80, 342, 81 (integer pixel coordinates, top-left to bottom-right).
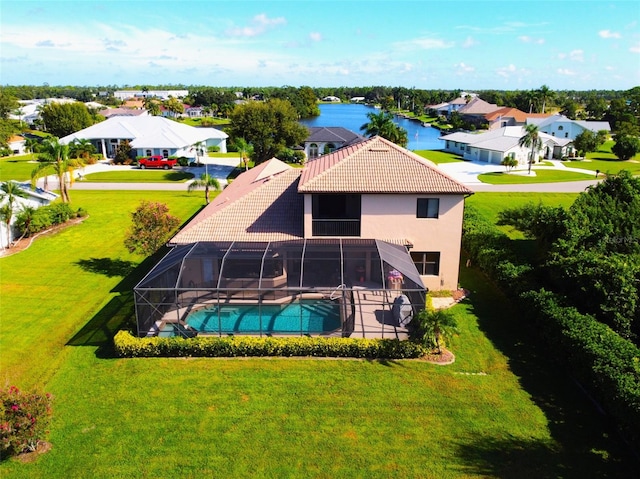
0, 154, 40, 182
478, 169, 594, 184
415, 150, 465, 164
0, 191, 635, 477
564, 141, 640, 174
82, 170, 195, 182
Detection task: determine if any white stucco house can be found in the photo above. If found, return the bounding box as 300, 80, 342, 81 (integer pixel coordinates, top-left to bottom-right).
7, 135, 26, 155
526, 114, 611, 140
441, 126, 574, 166
60, 116, 228, 160
0, 182, 58, 249
303, 127, 365, 160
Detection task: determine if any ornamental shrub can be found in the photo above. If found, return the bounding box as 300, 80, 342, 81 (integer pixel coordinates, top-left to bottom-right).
0, 386, 53, 458
113, 330, 426, 359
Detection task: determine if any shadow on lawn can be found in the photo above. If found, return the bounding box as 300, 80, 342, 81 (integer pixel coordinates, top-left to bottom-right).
455, 256, 638, 476
67, 253, 165, 356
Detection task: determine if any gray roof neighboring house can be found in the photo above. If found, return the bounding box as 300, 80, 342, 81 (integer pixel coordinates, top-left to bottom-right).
527, 114, 611, 132
457, 97, 500, 116
305, 127, 365, 146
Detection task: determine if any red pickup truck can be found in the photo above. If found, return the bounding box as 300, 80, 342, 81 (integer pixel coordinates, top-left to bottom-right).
138, 155, 177, 169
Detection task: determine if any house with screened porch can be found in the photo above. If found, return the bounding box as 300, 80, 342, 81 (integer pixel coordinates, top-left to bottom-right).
134, 136, 472, 339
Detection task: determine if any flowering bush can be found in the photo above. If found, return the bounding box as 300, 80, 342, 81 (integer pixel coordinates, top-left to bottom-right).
0, 386, 53, 458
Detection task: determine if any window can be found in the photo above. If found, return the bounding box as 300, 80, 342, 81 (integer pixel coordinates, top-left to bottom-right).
411, 252, 440, 275
145, 150, 152, 156
558, 125, 564, 131
564, 132, 568, 138
309, 143, 319, 159
162, 150, 169, 158
417, 198, 439, 218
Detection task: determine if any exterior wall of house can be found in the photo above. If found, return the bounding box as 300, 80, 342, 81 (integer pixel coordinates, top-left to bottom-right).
444, 140, 469, 158
302, 193, 466, 290
304, 141, 342, 159
539, 121, 585, 140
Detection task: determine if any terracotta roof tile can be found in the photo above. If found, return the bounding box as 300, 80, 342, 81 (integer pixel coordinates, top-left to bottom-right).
170, 159, 303, 244
298, 136, 472, 194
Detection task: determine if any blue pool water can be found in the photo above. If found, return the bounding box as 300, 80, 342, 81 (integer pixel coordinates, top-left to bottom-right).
185, 300, 341, 334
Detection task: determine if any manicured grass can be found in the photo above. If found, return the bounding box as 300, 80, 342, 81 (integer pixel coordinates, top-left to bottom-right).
564, 141, 640, 174
0, 190, 635, 477
415, 149, 465, 164
467, 192, 577, 239
0, 154, 40, 182
180, 116, 230, 127
82, 170, 195, 182
478, 169, 594, 184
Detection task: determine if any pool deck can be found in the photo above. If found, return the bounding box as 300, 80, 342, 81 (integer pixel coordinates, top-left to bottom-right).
155, 287, 411, 339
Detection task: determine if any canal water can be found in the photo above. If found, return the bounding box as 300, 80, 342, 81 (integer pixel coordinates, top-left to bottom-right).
299, 103, 444, 151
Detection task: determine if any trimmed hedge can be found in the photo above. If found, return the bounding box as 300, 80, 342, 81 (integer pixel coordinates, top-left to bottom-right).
522, 290, 640, 441
462, 204, 640, 446
113, 330, 426, 359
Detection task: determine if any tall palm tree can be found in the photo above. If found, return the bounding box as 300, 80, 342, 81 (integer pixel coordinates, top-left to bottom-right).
31, 138, 83, 202
233, 137, 253, 171
187, 173, 221, 205
519, 124, 542, 175
0, 181, 29, 248
536, 84, 554, 114
24, 137, 39, 159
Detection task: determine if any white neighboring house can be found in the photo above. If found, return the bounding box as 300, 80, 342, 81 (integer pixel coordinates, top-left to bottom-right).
59, 116, 228, 160
441, 126, 574, 166
0, 182, 58, 249
114, 90, 189, 101
7, 135, 26, 155
526, 114, 611, 140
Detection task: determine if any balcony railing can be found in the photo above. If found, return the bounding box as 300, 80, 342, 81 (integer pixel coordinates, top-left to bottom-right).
312, 219, 361, 236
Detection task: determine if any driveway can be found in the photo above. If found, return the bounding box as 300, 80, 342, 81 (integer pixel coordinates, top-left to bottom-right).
437, 159, 601, 193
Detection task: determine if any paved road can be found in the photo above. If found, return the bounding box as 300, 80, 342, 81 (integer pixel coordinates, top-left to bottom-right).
36, 156, 602, 193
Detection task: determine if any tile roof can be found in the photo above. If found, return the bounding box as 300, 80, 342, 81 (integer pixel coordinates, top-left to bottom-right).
298, 136, 472, 194
170, 158, 303, 244
306, 127, 365, 145
457, 97, 500, 115
485, 107, 552, 123
442, 126, 562, 152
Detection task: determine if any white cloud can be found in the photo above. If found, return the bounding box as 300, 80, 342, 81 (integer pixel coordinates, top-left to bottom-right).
461, 36, 477, 48
599, 29, 621, 39
309, 32, 322, 42
393, 37, 453, 51
630, 43, 640, 53
569, 49, 584, 62
557, 68, 576, 76
227, 13, 286, 37
454, 62, 475, 74
518, 36, 544, 44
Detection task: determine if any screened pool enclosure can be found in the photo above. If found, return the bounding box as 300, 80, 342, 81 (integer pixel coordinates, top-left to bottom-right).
134, 239, 427, 338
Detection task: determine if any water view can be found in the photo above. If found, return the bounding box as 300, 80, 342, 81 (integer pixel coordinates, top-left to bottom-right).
299, 103, 444, 151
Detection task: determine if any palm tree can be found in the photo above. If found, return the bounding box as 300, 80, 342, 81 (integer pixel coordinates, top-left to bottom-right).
413, 308, 458, 354
233, 137, 253, 171
0, 181, 29, 248
519, 124, 542, 175
13, 204, 37, 243
24, 137, 39, 159
69, 138, 96, 160
187, 173, 221, 205
536, 85, 554, 114
31, 138, 83, 203
360, 111, 408, 146
143, 96, 161, 116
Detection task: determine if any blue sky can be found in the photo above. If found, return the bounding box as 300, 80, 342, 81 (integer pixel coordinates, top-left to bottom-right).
1, 0, 639, 90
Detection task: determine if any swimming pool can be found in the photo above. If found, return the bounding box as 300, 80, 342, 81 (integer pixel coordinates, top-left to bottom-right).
184, 300, 342, 335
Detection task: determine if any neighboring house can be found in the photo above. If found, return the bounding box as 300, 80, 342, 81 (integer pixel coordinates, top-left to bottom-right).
59, 116, 228, 159
350, 97, 365, 103
0, 183, 58, 248
441, 126, 574, 165
114, 90, 189, 101
171, 136, 473, 291
527, 114, 611, 140
101, 108, 148, 119
425, 92, 480, 117
457, 97, 501, 125
7, 135, 26, 155
322, 96, 341, 102
122, 99, 145, 110
485, 108, 550, 130
303, 127, 365, 160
